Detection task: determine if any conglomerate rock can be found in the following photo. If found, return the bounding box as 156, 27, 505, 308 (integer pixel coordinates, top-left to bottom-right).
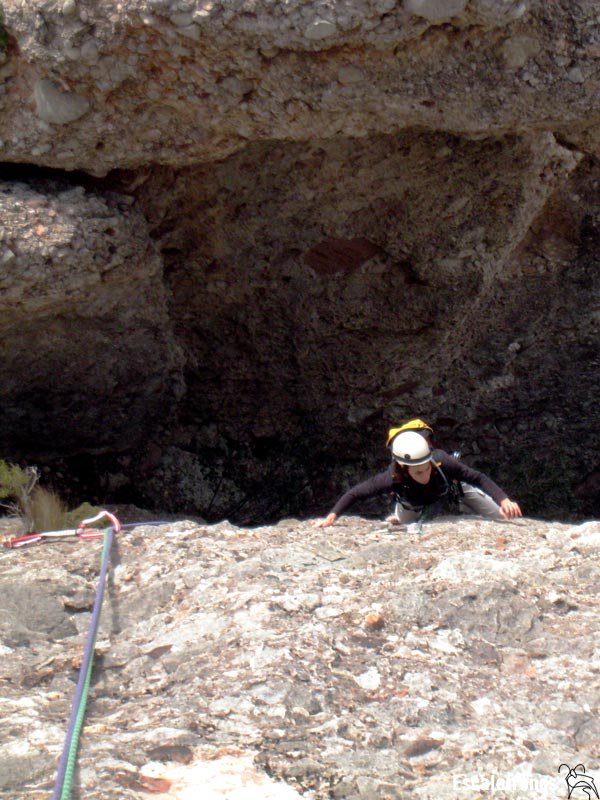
0, 177, 184, 456
1, 0, 600, 173
1, 1, 600, 520
1, 511, 599, 798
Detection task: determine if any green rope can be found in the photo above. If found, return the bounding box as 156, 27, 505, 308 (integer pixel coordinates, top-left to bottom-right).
59, 631, 97, 800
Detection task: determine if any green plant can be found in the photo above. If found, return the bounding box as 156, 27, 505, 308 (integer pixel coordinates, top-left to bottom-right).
0, 460, 40, 530
29, 485, 67, 532
0, 459, 31, 500
64, 502, 103, 528
0, 460, 101, 533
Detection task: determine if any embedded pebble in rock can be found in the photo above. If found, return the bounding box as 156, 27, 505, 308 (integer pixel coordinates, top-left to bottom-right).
404, 0, 467, 22
304, 19, 338, 41
33, 80, 90, 125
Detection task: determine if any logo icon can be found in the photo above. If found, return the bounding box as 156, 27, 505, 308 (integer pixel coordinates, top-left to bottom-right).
559, 764, 599, 799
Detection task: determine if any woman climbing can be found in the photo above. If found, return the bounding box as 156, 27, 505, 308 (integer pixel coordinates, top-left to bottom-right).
314, 429, 522, 528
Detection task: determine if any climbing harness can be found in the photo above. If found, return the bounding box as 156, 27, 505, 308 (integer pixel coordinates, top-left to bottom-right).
394, 456, 465, 534
437, 463, 464, 514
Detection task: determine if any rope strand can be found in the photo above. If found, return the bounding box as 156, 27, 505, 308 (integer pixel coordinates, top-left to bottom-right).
51, 517, 117, 800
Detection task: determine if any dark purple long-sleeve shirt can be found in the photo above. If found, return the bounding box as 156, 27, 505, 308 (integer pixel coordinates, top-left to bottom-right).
331, 449, 507, 516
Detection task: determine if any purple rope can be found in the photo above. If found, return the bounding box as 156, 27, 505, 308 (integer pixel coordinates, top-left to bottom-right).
120, 520, 173, 528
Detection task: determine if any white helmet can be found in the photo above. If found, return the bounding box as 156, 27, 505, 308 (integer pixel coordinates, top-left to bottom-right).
392, 430, 432, 466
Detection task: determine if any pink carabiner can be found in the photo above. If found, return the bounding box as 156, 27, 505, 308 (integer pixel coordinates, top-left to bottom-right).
78, 510, 122, 535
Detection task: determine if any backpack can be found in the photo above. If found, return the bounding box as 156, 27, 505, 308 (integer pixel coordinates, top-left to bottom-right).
386, 418, 433, 447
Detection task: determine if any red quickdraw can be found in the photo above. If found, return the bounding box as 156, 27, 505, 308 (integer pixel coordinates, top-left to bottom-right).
2, 510, 122, 549
3, 532, 44, 549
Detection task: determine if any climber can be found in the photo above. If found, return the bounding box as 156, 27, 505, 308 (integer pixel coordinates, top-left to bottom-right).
314, 429, 522, 528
